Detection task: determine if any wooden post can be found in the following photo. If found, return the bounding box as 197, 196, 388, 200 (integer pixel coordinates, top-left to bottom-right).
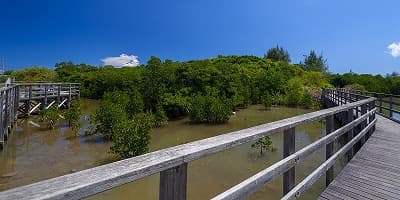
369, 101, 376, 135
283, 127, 295, 195
15, 86, 19, 118
4, 89, 9, 140
68, 84, 72, 108
0, 93, 3, 148
379, 95, 382, 113
325, 115, 334, 187
9, 88, 14, 126
77, 84, 81, 101
389, 96, 393, 118
44, 84, 48, 108
159, 163, 187, 200
347, 109, 354, 161
57, 84, 61, 104
25, 85, 32, 117
360, 104, 367, 145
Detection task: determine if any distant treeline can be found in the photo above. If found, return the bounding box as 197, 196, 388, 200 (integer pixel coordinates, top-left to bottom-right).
9, 55, 330, 103
6, 54, 399, 120
330, 72, 400, 94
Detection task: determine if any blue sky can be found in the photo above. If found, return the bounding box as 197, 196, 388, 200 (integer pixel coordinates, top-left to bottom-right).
0, 0, 399, 74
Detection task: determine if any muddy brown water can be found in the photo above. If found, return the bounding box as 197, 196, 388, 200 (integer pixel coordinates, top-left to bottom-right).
0, 100, 344, 199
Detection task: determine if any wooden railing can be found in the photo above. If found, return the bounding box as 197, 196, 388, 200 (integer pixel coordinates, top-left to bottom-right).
333, 88, 400, 123
17, 83, 80, 101
0, 85, 19, 150
0, 89, 376, 200
0, 83, 80, 150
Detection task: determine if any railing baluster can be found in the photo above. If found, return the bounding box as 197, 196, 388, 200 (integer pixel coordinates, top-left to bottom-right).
0, 92, 3, 149
159, 163, 187, 200
347, 109, 354, 161
44, 84, 48, 108
370, 101, 376, 133
325, 115, 334, 186
389, 95, 393, 118
283, 127, 295, 195
360, 104, 367, 145
57, 84, 61, 104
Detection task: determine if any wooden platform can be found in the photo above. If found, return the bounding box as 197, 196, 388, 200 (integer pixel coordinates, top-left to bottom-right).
319, 115, 400, 200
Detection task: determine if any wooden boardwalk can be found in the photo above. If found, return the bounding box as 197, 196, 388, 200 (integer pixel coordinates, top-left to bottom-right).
319, 115, 400, 200
0, 82, 80, 150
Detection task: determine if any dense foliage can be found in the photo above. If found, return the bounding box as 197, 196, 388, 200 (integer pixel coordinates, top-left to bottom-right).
188, 93, 232, 124
40, 107, 61, 129
11, 55, 335, 124
264, 46, 291, 63
91, 91, 157, 158
330, 72, 400, 94
301, 50, 328, 73
64, 100, 82, 136
110, 112, 154, 158
11, 67, 57, 82
92, 95, 128, 137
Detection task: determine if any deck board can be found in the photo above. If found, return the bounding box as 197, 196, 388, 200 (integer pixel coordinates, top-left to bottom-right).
319, 115, 400, 200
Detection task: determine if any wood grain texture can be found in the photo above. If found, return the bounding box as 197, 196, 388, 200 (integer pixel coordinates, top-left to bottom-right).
159, 163, 187, 200
283, 127, 295, 195
319, 115, 400, 200
325, 115, 334, 187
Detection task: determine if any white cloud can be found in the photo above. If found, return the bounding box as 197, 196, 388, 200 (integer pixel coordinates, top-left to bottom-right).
387, 42, 400, 58
101, 54, 139, 67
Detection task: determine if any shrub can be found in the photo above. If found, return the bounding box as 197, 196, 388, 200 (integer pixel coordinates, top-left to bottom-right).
285, 78, 305, 106
154, 104, 168, 127
102, 91, 130, 112
188, 95, 207, 123
271, 93, 286, 105
251, 136, 274, 155
110, 112, 154, 158
262, 94, 273, 109
161, 92, 188, 119
65, 100, 82, 136
207, 97, 232, 123
40, 107, 61, 129
301, 92, 315, 109
93, 100, 128, 137
188, 94, 232, 124
127, 88, 144, 116
344, 83, 366, 91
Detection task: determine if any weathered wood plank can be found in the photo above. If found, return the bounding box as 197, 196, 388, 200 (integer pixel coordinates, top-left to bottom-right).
159, 163, 187, 200
335, 178, 399, 200
283, 127, 295, 195
325, 115, 334, 187
320, 115, 400, 199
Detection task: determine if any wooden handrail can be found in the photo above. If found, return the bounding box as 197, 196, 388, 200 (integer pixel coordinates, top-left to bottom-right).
0, 92, 375, 200
342, 89, 400, 123
212, 109, 376, 200
282, 119, 376, 199
0, 82, 80, 150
